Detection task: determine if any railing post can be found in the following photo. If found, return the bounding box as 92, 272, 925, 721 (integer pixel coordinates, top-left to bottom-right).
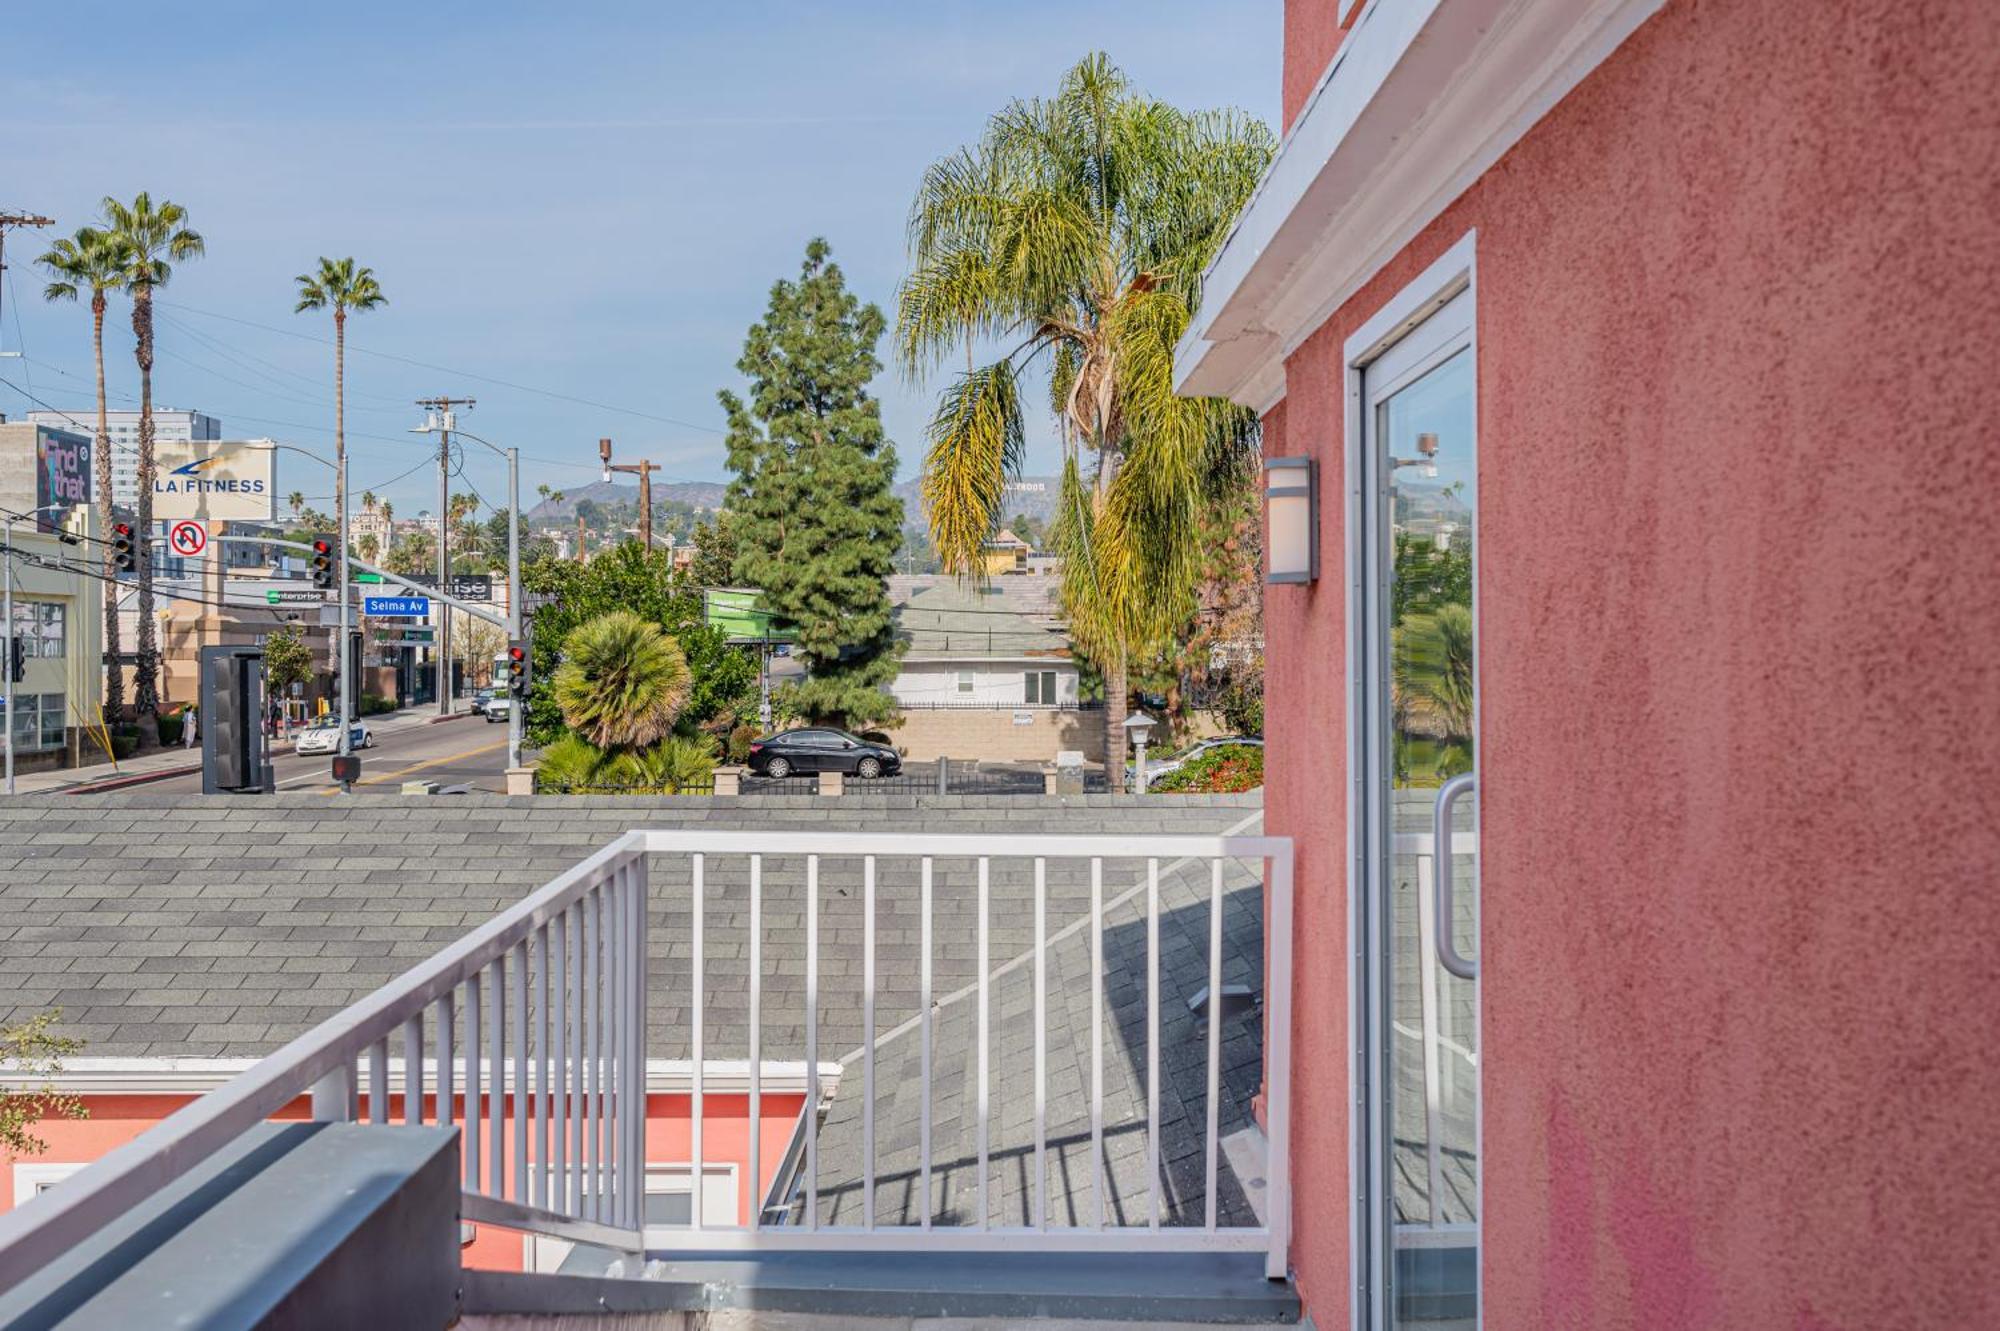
626, 854, 648, 1246
310, 1064, 354, 1122
1266, 844, 1295, 1281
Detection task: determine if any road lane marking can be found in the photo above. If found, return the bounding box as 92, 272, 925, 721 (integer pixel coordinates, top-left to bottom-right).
315, 737, 511, 794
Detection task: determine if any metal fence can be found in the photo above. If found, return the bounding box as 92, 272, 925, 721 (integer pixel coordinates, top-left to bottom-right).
0, 829, 1295, 1287
535, 760, 1109, 798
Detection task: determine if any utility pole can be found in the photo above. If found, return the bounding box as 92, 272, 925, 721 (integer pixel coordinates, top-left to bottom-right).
0, 212, 55, 356
416, 396, 474, 714
575, 511, 587, 564
598, 438, 659, 549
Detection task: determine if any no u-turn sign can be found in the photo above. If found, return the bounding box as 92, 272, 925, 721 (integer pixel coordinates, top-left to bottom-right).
167, 520, 208, 558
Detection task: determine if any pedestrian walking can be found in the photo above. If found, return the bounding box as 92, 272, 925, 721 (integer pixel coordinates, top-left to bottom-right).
182, 705, 198, 749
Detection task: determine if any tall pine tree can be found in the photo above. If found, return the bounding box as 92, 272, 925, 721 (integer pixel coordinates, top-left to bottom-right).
723, 239, 904, 730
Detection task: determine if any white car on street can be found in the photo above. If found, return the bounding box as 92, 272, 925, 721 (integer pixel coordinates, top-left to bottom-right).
484, 697, 512, 724
295, 722, 372, 756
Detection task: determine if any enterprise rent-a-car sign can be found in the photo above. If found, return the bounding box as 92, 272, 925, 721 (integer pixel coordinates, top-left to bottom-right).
152, 440, 276, 522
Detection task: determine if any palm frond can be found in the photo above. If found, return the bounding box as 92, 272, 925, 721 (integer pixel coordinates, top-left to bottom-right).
920, 359, 1025, 577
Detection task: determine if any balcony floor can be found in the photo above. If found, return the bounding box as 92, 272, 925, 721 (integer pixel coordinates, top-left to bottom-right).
461, 1251, 1299, 1327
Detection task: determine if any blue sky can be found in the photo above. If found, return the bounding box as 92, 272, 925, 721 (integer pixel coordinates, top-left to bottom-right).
1, 1, 1278, 517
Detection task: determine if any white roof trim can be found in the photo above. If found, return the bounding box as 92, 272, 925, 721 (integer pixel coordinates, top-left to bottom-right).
0, 1057, 843, 1099
1176, 0, 1666, 407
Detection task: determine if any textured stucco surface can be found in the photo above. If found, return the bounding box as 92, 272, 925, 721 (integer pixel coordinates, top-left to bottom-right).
1281, 1, 1353, 131
1266, 0, 2000, 1326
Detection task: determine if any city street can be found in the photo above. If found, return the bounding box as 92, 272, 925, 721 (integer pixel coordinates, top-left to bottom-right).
140, 712, 512, 795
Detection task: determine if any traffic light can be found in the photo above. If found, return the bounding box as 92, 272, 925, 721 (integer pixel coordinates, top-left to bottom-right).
111, 522, 136, 573
310, 536, 335, 590
505, 642, 529, 699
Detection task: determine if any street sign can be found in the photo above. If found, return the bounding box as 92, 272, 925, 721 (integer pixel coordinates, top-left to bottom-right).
363, 595, 430, 617
355, 572, 384, 584
167, 519, 208, 558
378, 630, 436, 648
266, 588, 327, 606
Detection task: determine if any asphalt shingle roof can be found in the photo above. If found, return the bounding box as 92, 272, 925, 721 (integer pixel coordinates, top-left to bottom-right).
0, 792, 1269, 1231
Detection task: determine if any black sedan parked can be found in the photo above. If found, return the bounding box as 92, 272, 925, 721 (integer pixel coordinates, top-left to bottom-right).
746, 728, 902, 780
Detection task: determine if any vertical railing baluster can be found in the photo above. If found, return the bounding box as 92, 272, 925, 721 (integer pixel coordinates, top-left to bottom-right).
513, 938, 530, 1204
1091, 857, 1105, 1230
584, 888, 600, 1223
368, 1038, 388, 1125
749, 854, 762, 1233
553, 910, 568, 1216
1206, 857, 1224, 1231
403, 1012, 424, 1127
1033, 856, 1047, 1231
919, 856, 933, 1231
977, 855, 990, 1231
805, 854, 819, 1231
438, 993, 455, 1139
466, 972, 482, 1191
862, 854, 875, 1231
606, 871, 623, 1228
630, 852, 649, 1240
489, 953, 506, 1199
536, 925, 551, 1211
1147, 857, 1161, 1230
1266, 846, 1296, 1280
692, 853, 706, 1231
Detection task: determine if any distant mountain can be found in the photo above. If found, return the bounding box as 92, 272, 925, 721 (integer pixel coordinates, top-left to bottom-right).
525, 479, 726, 522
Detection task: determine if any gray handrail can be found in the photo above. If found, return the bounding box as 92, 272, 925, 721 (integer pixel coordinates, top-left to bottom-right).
1432, 773, 1479, 980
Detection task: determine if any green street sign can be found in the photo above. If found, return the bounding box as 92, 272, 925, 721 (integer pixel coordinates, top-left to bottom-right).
355, 572, 384, 584
265, 588, 326, 606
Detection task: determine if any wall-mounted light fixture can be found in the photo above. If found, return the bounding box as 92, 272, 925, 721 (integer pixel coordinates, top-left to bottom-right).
1263, 457, 1318, 584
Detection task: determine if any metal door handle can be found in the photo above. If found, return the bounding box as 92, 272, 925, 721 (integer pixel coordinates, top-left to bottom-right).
1433, 773, 1479, 980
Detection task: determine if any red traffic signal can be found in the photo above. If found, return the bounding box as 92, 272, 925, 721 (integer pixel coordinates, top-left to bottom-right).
505, 642, 530, 698
111, 522, 136, 572
309, 535, 335, 590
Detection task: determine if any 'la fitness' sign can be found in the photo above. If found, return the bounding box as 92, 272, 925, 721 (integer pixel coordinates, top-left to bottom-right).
36, 429, 90, 532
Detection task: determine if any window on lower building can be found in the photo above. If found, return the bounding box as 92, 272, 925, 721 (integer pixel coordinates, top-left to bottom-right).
8, 694, 66, 752
956, 670, 975, 695
1024, 670, 1057, 705
8, 601, 65, 658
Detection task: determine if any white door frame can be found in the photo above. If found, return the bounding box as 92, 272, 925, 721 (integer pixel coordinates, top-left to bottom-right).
1342, 230, 1481, 1330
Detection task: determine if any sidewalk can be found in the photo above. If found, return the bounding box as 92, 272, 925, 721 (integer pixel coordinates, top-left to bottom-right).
7, 704, 473, 795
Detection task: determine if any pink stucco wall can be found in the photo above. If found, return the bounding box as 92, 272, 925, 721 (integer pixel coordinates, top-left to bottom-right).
1281, 2, 1359, 131
1267, 0, 2000, 1326
3, 1089, 807, 1274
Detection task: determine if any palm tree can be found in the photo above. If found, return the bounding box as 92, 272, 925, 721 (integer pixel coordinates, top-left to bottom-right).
286, 491, 306, 521
551, 611, 691, 749
100, 193, 204, 715
38, 225, 134, 715
356, 534, 380, 562
295, 258, 387, 662
897, 55, 1272, 788
360, 490, 378, 513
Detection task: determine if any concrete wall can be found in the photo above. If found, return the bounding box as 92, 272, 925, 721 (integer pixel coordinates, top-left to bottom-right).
892, 706, 1105, 764
1266, 0, 2000, 1326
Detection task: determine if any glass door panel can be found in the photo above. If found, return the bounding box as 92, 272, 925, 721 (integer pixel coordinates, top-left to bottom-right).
1364, 296, 1479, 1328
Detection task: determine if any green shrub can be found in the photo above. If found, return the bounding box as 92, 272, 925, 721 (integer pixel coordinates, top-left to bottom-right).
1150, 743, 1263, 794
109, 726, 140, 761
155, 709, 186, 747
359, 693, 397, 716
726, 722, 759, 765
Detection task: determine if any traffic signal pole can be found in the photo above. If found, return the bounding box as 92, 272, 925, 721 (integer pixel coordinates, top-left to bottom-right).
336, 445, 353, 792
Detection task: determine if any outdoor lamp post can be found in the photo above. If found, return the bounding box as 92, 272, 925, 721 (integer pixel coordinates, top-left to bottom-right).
1123, 709, 1158, 796
1263, 457, 1318, 584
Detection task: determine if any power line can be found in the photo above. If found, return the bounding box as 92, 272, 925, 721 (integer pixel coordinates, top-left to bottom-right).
160, 299, 726, 436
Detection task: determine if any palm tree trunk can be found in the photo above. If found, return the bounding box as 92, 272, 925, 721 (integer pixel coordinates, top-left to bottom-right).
92, 295, 124, 716
132, 286, 158, 716
1105, 651, 1129, 794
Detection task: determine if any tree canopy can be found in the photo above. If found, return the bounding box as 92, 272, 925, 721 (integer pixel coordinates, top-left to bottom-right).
722, 238, 904, 730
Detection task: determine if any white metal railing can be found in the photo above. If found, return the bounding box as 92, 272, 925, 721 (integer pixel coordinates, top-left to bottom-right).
0, 830, 1294, 1292
1396, 828, 1479, 1235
